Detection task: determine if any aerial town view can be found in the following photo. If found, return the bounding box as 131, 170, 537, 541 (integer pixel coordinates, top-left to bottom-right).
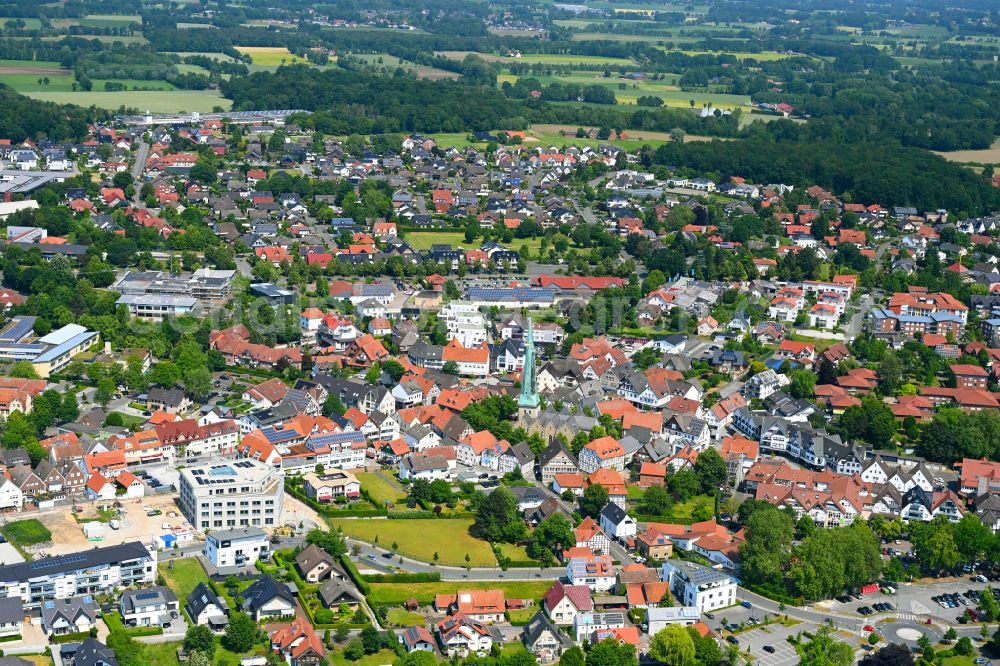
1, 0, 1000, 665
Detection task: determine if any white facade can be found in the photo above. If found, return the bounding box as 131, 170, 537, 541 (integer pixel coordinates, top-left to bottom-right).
661, 560, 736, 614
0, 542, 156, 609
179, 459, 284, 531
204, 528, 271, 568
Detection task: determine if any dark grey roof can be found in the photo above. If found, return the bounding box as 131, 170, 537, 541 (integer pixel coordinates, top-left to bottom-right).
317, 579, 363, 608
523, 609, 574, 650
0, 597, 22, 625
241, 574, 295, 613
0, 542, 151, 583
600, 502, 629, 525
186, 582, 227, 621
73, 639, 118, 666
43, 595, 97, 630
538, 438, 576, 469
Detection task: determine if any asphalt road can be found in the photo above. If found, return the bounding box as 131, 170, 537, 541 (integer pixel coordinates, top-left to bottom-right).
131, 141, 150, 182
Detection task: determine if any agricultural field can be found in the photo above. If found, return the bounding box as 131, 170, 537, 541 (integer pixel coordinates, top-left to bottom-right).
235, 46, 307, 66
348, 53, 459, 80
0, 59, 76, 92
169, 51, 240, 62
330, 517, 498, 567
23, 89, 231, 113
92, 79, 176, 90
499, 70, 751, 110
435, 50, 637, 67
82, 14, 142, 27
934, 138, 1000, 165
0, 17, 43, 30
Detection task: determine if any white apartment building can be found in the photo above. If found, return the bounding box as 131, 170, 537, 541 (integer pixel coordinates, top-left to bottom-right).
441, 301, 488, 348
178, 459, 284, 531
661, 559, 736, 613
0, 542, 156, 608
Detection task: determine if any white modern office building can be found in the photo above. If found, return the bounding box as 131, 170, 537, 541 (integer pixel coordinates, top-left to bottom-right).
178, 459, 284, 531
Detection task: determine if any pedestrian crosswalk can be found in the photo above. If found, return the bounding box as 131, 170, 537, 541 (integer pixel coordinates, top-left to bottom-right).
896, 612, 917, 621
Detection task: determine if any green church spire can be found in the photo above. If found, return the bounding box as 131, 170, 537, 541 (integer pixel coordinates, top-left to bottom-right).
518, 316, 540, 409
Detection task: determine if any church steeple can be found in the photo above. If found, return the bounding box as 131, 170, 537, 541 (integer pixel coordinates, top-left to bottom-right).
518, 316, 540, 410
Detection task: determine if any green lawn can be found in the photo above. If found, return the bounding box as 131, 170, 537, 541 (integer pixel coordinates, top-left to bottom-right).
144, 639, 261, 666
497, 543, 531, 561
403, 231, 549, 260
159, 557, 210, 603
402, 231, 468, 250
331, 518, 497, 567
22, 89, 230, 113
386, 608, 426, 627
356, 472, 406, 506
367, 580, 553, 605
105, 411, 146, 429
939, 657, 977, 666
1, 519, 52, 547
329, 648, 399, 666
634, 494, 716, 523
507, 607, 537, 623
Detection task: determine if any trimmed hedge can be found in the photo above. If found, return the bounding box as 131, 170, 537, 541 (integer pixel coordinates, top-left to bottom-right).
362, 572, 441, 583
339, 553, 371, 595
52, 632, 92, 644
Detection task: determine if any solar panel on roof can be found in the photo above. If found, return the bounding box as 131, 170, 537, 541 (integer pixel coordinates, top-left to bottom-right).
135, 592, 160, 601
31, 553, 87, 570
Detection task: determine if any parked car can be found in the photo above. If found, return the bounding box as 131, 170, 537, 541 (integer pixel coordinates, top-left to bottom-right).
740, 601, 752, 609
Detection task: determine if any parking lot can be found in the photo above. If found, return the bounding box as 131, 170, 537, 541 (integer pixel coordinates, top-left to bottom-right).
815, 574, 1000, 626
732, 622, 812, 666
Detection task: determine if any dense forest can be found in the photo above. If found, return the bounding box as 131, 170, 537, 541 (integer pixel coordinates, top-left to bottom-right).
653, 120, 1000, 216
221, 65, 741, 136
0, 86, 97, 142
